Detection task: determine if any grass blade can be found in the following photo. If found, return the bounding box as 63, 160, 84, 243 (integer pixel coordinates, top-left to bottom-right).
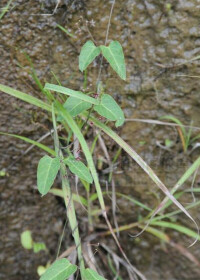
56, 24, 76, 38
49, 188, 88, 207
0, 84, 52, 112
139, 225, 170, 242
89, 191, 152, 212
0, 0, 14, 20
152, 199, 200, 223
147, 156, 200, 222
160, 115, 186, 138
0, 132, 55, 156
89, 115, 199, 243
55, 101, 106, 211
55, 102, 133, 268
52, 104, 85, 276
150, 221, 200, 241
175, 156, 200, 190
44, 83, 99, 105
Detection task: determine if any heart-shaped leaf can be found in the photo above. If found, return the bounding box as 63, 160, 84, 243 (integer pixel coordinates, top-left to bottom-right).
57, 97, 92, 121
37, 156, 60, 195
64, 156, 93, 183
83, 268, 107, 280
79, 40, 101, 72
94, 94, 124, 127
64, 97, 92, 117
100, 41, 126, 80
40, 258, 77, 280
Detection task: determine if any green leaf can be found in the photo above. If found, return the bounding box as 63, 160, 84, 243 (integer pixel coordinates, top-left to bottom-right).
56, 24, 76, 38
0, 132, 55, 156
0, 169, 6, 176
37, 266, 47, 276
160, 115, 186, 139
21, 230, 33, 250
139, 226, 170, 242
64, 156, 93, 184
150, 221, 200, 241
64, 97, 92, 116
37, 156, 60, 195
44, 83, 99, 105
100, 41, 126, 80
86, 114, 198, 229
83, 268, 107, 280
40, 258, 77, 280
49, 188, 88, 207
55, 101, 106, 214
94, 94, 124, 127
0, 84, 52, 112
33, 242, 47, 253
79, 41, 101, 72
165, 139, 173, 147
63, 97, 92, 119
191, 133, 200, 143
0, 0, 14, 21
57, 97, 92, 121
173, 156, 200, 194
89, 191, 152, 212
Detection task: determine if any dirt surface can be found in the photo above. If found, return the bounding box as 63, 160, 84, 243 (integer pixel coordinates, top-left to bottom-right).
0, 0, 200, 279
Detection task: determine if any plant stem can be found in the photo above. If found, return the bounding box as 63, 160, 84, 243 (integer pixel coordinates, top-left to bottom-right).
52, 104, 85, 277
60, 158, 85, 277
87, 188, 93, 232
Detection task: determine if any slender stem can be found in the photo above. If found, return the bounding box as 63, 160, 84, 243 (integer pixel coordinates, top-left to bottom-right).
97, 0, 116, 84
87, 188, 93, 232
81, 0, 117, 131
60, 159, 85, 276
52, 104, 85, 277
177, 127, 186, 152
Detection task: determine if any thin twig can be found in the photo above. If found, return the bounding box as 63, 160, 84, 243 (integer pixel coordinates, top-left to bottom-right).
101, 243, 147, 280
73, 135, 88, 212
97, 0, 116, 84
56, 219, 68, 259
96, 130, 119, 237
81, 0, 117, 132
125, 118, 200, 131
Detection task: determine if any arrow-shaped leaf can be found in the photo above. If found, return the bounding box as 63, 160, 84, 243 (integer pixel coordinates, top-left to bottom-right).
40, 258, 77, 280
64, 97, 92, 117
64, 156, 93, 183
100, 41, 126, 80
83, 268, 107, 280
94, 94, 124, 127
57, 97, 92, 121
37, 155, 60, 195
79, 40, 101, 72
